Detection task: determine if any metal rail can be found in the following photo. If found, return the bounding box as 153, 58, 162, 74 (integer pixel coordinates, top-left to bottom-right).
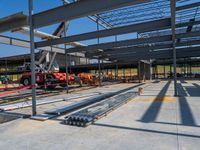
63, 92, 137, 127
44, 84, 143, 115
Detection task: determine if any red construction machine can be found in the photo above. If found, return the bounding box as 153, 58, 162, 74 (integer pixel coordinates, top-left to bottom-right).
20, 71, 80, 89
18, 21, 82, 89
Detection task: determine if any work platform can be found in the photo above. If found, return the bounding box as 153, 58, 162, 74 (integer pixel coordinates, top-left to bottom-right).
0, 80, 199, 150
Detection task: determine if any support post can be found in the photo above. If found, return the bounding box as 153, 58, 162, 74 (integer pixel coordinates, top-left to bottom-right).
5, 59, 7, 75
170, 0, 178, 96
123, 68, 125, 78
97, 19, 101, 86
190, 60, 192, 77
149, 60, 152, 81
115, 64, 117, 80
29, 0, 36, 115
143, 62, 146, 82
5, 59, 8, 89
138, 61, 141, 83
164, 64, 166, 79
184, 58, 186, 77
64, 22, 69, 93
116, 64, 118, 80
155, 65, 158, 79
98, 59, 101, 86
69, 55, 72, 73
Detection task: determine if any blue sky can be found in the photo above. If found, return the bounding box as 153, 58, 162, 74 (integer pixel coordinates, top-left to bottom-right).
0, 0, 198, 57
0, 0, 99, 57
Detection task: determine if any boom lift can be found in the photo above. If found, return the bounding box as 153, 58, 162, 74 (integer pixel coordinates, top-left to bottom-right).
19, 21, 82, 89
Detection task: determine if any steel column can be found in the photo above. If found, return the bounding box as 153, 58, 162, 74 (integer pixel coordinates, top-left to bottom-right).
150, 60, 152, 81
170, 64, 172, 76
184, 58, 186, 76
170, 0, 178, 96
97, 20, 101, 86
116, 64, 118, 80
123, 68, 125, 78
29, 0, 36, 116
64, 22, 69, 93
138, 61, 141, 83
98, 59, 101, 86
164, 64, 166, 79
5, 59, 8, 78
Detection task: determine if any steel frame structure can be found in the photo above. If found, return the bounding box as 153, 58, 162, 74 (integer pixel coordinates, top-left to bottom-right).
0, 0, 200, 115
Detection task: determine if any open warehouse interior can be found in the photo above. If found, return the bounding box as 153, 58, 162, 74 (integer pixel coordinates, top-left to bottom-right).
0, 0, 200, 149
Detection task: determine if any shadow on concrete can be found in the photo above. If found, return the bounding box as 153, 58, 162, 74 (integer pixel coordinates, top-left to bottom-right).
152, 80, 160, 83
192, 83, 200, 90
139, 80, 171, 123
0, 111, 30, 124
193, 83, 200, 88
180, 80, 187, 84
186, 83, 200, 96
153, 121, 200, 127
179, 82, 200, 97
177, 83, 196, 126
93, 123, 200, 139
185, 87, 200, 96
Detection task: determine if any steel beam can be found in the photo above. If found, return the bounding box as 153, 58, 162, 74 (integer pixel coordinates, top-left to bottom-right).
176, 20, 200, 28
176, 2, 200, 11
68, 30, 200, 54
176, 31, 200, 38
0, 2, 199, 33
109, 46, 200, 60
112, 51, 200, 63
103, 39, 200, 56
0, 35, 65, 53
82, 36, 172, 54
33, 0, 148, 28
88, 16, 109, 29
114, 50, 200, 62
62, 0, 112, 29
0, 35, 85, 58
35, 19, 200, 49
111, 44, 200, 59
0, 12, 28, 33
35, 18, 171, 48
85, 44, 171, 58
69, 35, 171, 53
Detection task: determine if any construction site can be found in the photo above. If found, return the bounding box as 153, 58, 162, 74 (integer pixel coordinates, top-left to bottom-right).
0, 0, 200, 149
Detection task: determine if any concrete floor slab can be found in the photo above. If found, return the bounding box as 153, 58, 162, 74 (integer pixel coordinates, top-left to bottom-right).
0, 81, 200, 150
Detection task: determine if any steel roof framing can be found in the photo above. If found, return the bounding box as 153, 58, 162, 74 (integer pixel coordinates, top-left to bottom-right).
63, 31, 200, 54
109, 46, 200, 61
35, 18, 171, 48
